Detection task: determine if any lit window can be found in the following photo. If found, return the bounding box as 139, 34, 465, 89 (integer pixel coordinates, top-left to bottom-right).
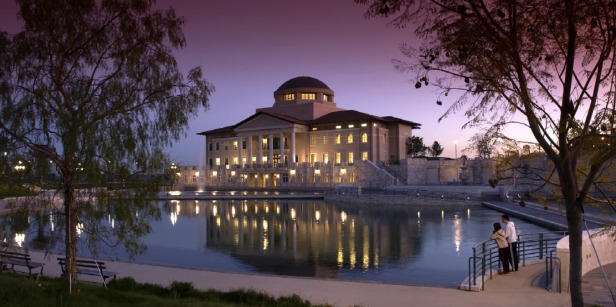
283, 93, 295, 101
348, 152, 354, 164
301, 93, 316, 100
335, 152, 341, 164
310, 136, 316, 145
323, 94, 330, 102
362, 133, 368, 143
251, 157, 257, 163
233, 157, 238, 165
362, 151, 368, 161
233, 141, 238, 150
312, 127, 317, 131
242, 157, 247, 165
335, 134, 341, 144
323, 153, 329, 164
348, 124, 354, 128
361, 123, 367, 127
347, 133, 353, 144
322, 135, 328, 144
215, 158, 221, 166
336, 125, 341, 129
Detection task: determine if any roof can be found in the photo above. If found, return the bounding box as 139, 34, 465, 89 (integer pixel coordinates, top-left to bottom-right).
380, 116, 422, 129
197, 112, 307, 136
197, 125, 236, 135
309, 110, 381, 124
276, 76, 331, 91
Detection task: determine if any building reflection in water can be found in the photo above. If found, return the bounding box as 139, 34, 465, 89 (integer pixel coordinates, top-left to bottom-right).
158, 199, 474, 279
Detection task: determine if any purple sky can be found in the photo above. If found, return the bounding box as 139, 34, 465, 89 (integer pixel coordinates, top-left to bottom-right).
0, 0, 535, 164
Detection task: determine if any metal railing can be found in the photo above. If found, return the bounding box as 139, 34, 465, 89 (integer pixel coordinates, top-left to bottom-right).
467, 231, 567, 291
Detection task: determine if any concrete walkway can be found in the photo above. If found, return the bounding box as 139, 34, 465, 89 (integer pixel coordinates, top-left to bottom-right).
22, 251, 571, 307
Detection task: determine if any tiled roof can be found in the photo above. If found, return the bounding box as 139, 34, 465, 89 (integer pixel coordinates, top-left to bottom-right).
309, 110, 382, 124
197, 125, 236, 135
380, 116, 421, 129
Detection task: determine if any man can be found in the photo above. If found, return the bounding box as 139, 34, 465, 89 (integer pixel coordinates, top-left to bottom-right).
502, 214, 519, 271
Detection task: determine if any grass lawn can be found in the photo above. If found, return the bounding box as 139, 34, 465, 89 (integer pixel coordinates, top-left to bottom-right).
0, 273, 327, 307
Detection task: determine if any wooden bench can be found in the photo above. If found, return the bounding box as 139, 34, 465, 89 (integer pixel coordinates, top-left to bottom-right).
0, 250, 44, 276
58, 258, 117, 287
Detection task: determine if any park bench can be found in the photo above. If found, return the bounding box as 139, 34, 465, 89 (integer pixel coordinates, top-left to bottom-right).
58, 257, 117, 287
0, 250, 44, 276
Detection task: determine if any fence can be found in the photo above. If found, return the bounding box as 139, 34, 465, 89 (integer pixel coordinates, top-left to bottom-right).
466, 231, 567, 291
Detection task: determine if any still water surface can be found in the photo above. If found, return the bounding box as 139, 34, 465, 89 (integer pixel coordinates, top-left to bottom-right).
122, 199, 550, 287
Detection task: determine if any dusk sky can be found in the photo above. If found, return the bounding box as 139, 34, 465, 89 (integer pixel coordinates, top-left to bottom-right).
0, 0, 536, 164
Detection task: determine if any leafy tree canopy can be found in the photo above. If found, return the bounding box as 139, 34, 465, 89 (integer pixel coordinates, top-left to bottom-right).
406, 135, 427, 156
356, 1, 616, 305
0, 0, 213, 286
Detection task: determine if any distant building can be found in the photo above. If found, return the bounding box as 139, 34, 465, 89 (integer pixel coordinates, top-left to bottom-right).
198, 76, 422, 188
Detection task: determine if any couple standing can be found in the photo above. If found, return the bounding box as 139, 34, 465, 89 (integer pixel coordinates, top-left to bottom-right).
490, 214, 519, 274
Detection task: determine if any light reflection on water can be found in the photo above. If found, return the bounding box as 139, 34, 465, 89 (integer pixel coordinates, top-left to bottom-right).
135, 199, 551, 287
4, 199, 552, 287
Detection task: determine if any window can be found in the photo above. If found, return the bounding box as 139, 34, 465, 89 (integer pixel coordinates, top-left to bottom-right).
362, 151, 368, 161
310, 135, 316, 145
283, 93, 294, 101
301, 92, 316, 100
335, 152, 341, 164
282, 173, 289, 183
233, 157, 238, 165
348, 124, 354, 128
215, 158, 221, 166
323, 153, 329, 164
233, 141, 238, 150
362, 133, 368, 143
310, 153, 317, 163
242, 157, 247, 165
242, 141, 246, 149
361, 123, 367, 127
323, 94, 330, 102
251, 157, 257, 164
216, 142, 220, 151
347, 133, 353, 144
335, 134, 341, 144
209, 158, 213, 167
224, 158, 229, 165
384, 133, 387, 144
348, 152, 354, 164
224, 142, 229, 150
192, 175, 197, 183
322, 135, 328, 144
209, 143, 213, 151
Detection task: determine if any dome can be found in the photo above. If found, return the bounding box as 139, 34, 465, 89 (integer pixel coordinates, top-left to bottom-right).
276, 76, 331, 91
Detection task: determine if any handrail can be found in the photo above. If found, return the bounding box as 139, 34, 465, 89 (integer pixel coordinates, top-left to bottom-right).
546, 249, 562, 293
466, 231, 567, 291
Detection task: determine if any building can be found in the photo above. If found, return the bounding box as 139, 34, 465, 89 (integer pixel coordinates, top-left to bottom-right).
198, 76, 421, 189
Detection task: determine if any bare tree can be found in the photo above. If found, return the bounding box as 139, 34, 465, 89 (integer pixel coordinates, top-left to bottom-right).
0, 0, 213, 286
356, 0, 616, 305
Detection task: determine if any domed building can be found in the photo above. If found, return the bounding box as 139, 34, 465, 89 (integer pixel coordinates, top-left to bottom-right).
198, 76, 421, 188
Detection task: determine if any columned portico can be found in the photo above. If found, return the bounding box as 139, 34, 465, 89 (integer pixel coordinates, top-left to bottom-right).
257, 134, 263, 164
247, 135, 252, 166
237, 136, 242, 166
291, 130, 296, 163
268, 133, 274, 166
279, 131, 284, 165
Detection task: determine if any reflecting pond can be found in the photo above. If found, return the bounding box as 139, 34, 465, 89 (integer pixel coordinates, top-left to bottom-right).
4, 199, 552, 287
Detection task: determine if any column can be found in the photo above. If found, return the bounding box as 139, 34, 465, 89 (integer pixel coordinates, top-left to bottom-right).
268, 133, 274, 166
237, 136, 242, 167
257, 134, 263, 164
291, 130, 296, 163
279, 131, 284, 165
247, 135, 253, 166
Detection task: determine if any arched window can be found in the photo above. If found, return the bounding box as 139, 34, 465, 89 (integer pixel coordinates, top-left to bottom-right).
361, 133, 368, 143
347, 133, 353, 144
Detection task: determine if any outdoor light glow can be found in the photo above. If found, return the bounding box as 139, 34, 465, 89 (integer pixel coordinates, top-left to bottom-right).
14, 233, 25, 247
168, 191, 181, 196
291, 208, 296, 220
290, 169, 296, 175
340, 168, 346, 175
315, 210, 321, 221
341, 211, 347, 223
212, 171, 217, 176
213, 205, 218, 216
231, 206, 236, 218
315, 169, 320, 175
231, 170, 236, 176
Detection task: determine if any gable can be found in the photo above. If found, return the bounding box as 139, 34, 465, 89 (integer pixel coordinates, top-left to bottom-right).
235, 114, 302, 132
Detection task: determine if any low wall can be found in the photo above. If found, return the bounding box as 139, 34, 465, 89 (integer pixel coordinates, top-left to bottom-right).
554, 227, 616, 292
324, 194, 482, 208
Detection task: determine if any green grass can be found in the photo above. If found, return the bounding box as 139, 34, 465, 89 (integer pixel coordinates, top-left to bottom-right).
0, 273, 327, 307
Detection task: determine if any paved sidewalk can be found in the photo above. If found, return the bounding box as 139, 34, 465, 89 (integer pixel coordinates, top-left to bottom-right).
25, 251, 569, 307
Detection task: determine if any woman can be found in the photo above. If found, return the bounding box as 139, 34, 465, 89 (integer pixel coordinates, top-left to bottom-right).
491, 222, 510, 274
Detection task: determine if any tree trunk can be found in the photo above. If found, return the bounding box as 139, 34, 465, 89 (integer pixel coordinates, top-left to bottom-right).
566, 197, 584, 306
63, 180, 78, 287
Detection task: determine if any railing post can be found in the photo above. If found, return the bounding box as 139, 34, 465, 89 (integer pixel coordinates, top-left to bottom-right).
482, 242, 486, 290
539, 233, 544, 260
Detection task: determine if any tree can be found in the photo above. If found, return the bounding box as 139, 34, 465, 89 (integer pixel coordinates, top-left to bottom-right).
0, 0, 213, 287
427, 141, 444, 157
356, 1, 616, 305
406, 135, 427, 156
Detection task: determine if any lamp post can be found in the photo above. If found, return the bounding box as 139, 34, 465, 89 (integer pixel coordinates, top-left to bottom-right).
454, 140, 459, 183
